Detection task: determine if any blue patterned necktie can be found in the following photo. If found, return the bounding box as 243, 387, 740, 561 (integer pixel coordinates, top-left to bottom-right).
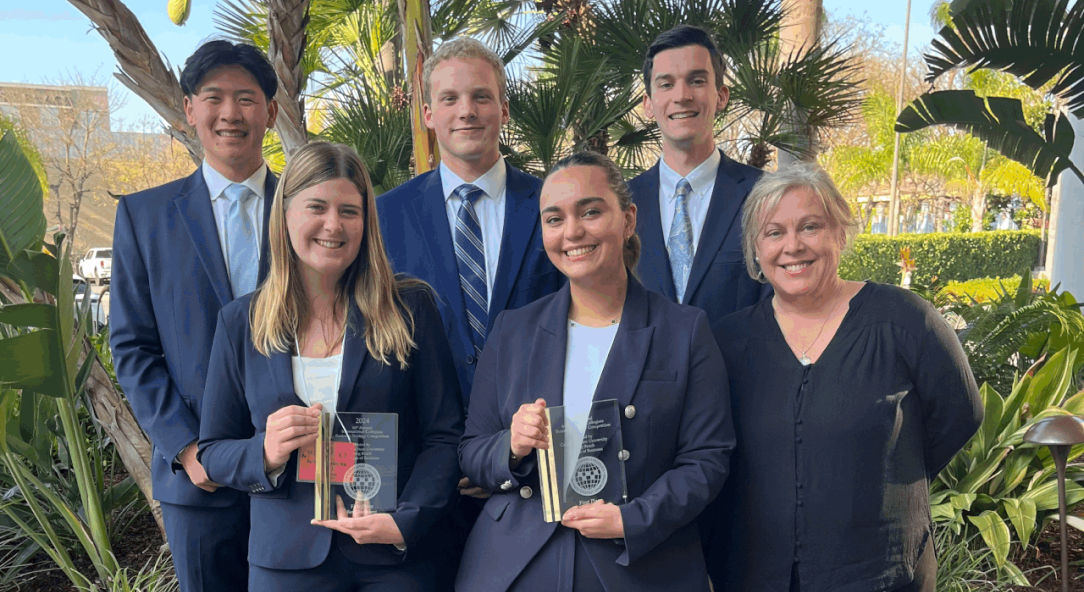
453, 184, 489, 354
224, 183, 259, 298
668, 178, 694, 303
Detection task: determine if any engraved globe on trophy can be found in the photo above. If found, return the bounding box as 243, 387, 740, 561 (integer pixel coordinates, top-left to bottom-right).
537, 399, 628, 523
297, 412, 398, 520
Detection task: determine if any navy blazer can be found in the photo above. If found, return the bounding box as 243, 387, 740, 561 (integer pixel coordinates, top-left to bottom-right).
197, 287, 464, 570
629, 150, 771, 333
109, 168, 275, 507
377, 164, 564, 405
456, 278, 735, 592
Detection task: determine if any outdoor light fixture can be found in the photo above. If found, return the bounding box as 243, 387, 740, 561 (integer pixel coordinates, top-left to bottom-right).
1023, 415, 1084, 592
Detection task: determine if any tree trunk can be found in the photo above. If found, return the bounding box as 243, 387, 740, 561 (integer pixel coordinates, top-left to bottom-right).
82, 340, 164, 538
398, 0, 439, 174
63, 0, 202, 164
267, 0, 312, 158
777, 0, 823, 166
971, 190, 986, 232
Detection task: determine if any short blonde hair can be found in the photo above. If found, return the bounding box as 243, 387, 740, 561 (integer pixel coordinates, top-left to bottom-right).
250, 142, 426, 368
741, 162, 859, 282
422, 37, 507, 104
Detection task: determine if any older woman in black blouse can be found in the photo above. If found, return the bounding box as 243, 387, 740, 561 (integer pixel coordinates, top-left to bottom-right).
707, 163, 983, 592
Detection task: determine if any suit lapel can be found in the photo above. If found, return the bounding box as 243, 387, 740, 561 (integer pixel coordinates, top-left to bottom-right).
527, 283, 571, 408
174, 170, 234, 305
489, 165, 538, 325
407, 173, 469, 332
258, 172, 277, 284
336, 307, 370, 412
684, 150, 748, 304
594, 278, 652, 410
633, 164, 677, 301
268, 349, 307, 408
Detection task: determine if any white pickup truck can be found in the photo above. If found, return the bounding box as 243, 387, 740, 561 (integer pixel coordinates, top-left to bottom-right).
78, 248, 112, 285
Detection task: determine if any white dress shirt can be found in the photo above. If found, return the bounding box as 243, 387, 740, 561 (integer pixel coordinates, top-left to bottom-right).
561, 320, 620, 488
440, 158, 507, 306
202, 161, 268, 276
658, 149, 720, 258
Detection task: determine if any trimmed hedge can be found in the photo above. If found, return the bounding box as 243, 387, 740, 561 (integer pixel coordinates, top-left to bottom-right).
939, 275, 1051, 303
838, 230, 1042, 284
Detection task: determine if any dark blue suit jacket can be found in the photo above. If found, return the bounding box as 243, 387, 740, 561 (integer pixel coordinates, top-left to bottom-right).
198, 288, 464, 570
109, 168, 274, 507
456, 278, 735, 592
629, 150, 771, 333
377, 164, 564, 405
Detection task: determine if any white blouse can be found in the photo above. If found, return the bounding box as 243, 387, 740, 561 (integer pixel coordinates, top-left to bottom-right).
561, 320, 620, 486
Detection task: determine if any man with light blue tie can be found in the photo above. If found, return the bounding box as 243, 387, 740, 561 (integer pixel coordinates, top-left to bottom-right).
627, 25, 771, 588
109, 40, 279, 592
376, 37, 563, 588
630, 25, 770, 331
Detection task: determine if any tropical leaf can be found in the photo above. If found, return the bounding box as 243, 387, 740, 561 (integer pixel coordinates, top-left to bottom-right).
1002, 498, 1037, 546
927, 0, 1084, 116
0, 132, 46, 272
968, 510, 1011, 567
896, 90, 1084, 186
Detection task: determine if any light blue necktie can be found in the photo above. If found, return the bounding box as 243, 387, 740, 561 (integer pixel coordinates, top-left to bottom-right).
668, 178, 694, 303
224, 183, 259, 298
453, 184, 488, 355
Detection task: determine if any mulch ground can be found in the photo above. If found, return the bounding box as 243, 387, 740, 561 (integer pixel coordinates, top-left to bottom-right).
1007, 517, 1084, 592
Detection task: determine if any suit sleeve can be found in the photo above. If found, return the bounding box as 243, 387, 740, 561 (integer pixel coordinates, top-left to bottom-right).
912, 302, 983, 479
390, 290, 466, 545
198, 311, 276, 493
458, 312, 536, 491
109, 196, 200, 468
619, 310, 736, 565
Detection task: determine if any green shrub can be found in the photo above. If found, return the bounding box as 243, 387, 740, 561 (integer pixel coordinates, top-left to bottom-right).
931, 346, 1084, 585
941, 276, 1051, 303
839, 230, 1042, 284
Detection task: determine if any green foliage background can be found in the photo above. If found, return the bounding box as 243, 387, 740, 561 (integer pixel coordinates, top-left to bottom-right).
839, 230, 1042, 284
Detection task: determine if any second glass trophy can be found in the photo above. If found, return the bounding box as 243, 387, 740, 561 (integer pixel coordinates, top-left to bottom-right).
537, 399, 627, 523
297, 412, 398, 520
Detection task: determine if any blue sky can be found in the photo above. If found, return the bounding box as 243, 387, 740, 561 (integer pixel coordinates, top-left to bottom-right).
0, 0, 937, 127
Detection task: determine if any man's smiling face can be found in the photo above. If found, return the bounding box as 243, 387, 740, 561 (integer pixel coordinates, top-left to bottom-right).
184, 65, 277, 179
644, 44, 728, 153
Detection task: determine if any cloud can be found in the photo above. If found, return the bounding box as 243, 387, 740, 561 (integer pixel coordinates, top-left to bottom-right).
0, 9, 81, 22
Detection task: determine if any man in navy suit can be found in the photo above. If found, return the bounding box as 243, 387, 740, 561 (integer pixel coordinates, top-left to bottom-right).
628, 25, 770, 586
377, 37, 563, 587
629, 25, 770, 334
109, 40, 279, 592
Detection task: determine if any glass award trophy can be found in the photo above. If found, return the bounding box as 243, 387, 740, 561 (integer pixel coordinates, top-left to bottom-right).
537, 399, 627, 523
296, 412, 398, 520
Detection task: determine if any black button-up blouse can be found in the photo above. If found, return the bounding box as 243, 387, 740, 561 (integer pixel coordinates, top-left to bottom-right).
711, 282, 982, 592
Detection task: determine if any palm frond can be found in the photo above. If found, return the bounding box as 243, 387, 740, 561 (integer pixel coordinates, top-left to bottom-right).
925, 0, 1084, 116
896, 90, 1084, 186
322, 80, 413, 195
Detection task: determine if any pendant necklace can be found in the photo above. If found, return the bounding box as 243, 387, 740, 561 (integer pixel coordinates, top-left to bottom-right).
779, 282, 845, 366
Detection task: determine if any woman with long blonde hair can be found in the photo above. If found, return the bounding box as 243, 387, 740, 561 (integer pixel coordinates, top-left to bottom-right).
199, 142, 463, 591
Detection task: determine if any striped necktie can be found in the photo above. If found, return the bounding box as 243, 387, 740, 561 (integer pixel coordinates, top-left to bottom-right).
224, 183, 259, 298
667, 178, 694, 303
453, 184, 488, 354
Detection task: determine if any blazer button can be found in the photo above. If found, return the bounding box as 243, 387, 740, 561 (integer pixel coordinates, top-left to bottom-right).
624, 405, 636, 419
520, 486, 533, 499
618, 449, 630, 461
466, 355, 477, 365
500, 480, 513, 491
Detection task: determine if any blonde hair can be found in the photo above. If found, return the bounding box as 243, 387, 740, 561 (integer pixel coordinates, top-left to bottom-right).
250, 142, 426, 368
741, 162, 859, 283
422, 37, 507, 104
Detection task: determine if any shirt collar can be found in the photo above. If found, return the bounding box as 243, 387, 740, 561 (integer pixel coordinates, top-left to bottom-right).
203, 161, 268, 202
440, 157, 507, 204
659, 148, 721, 201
